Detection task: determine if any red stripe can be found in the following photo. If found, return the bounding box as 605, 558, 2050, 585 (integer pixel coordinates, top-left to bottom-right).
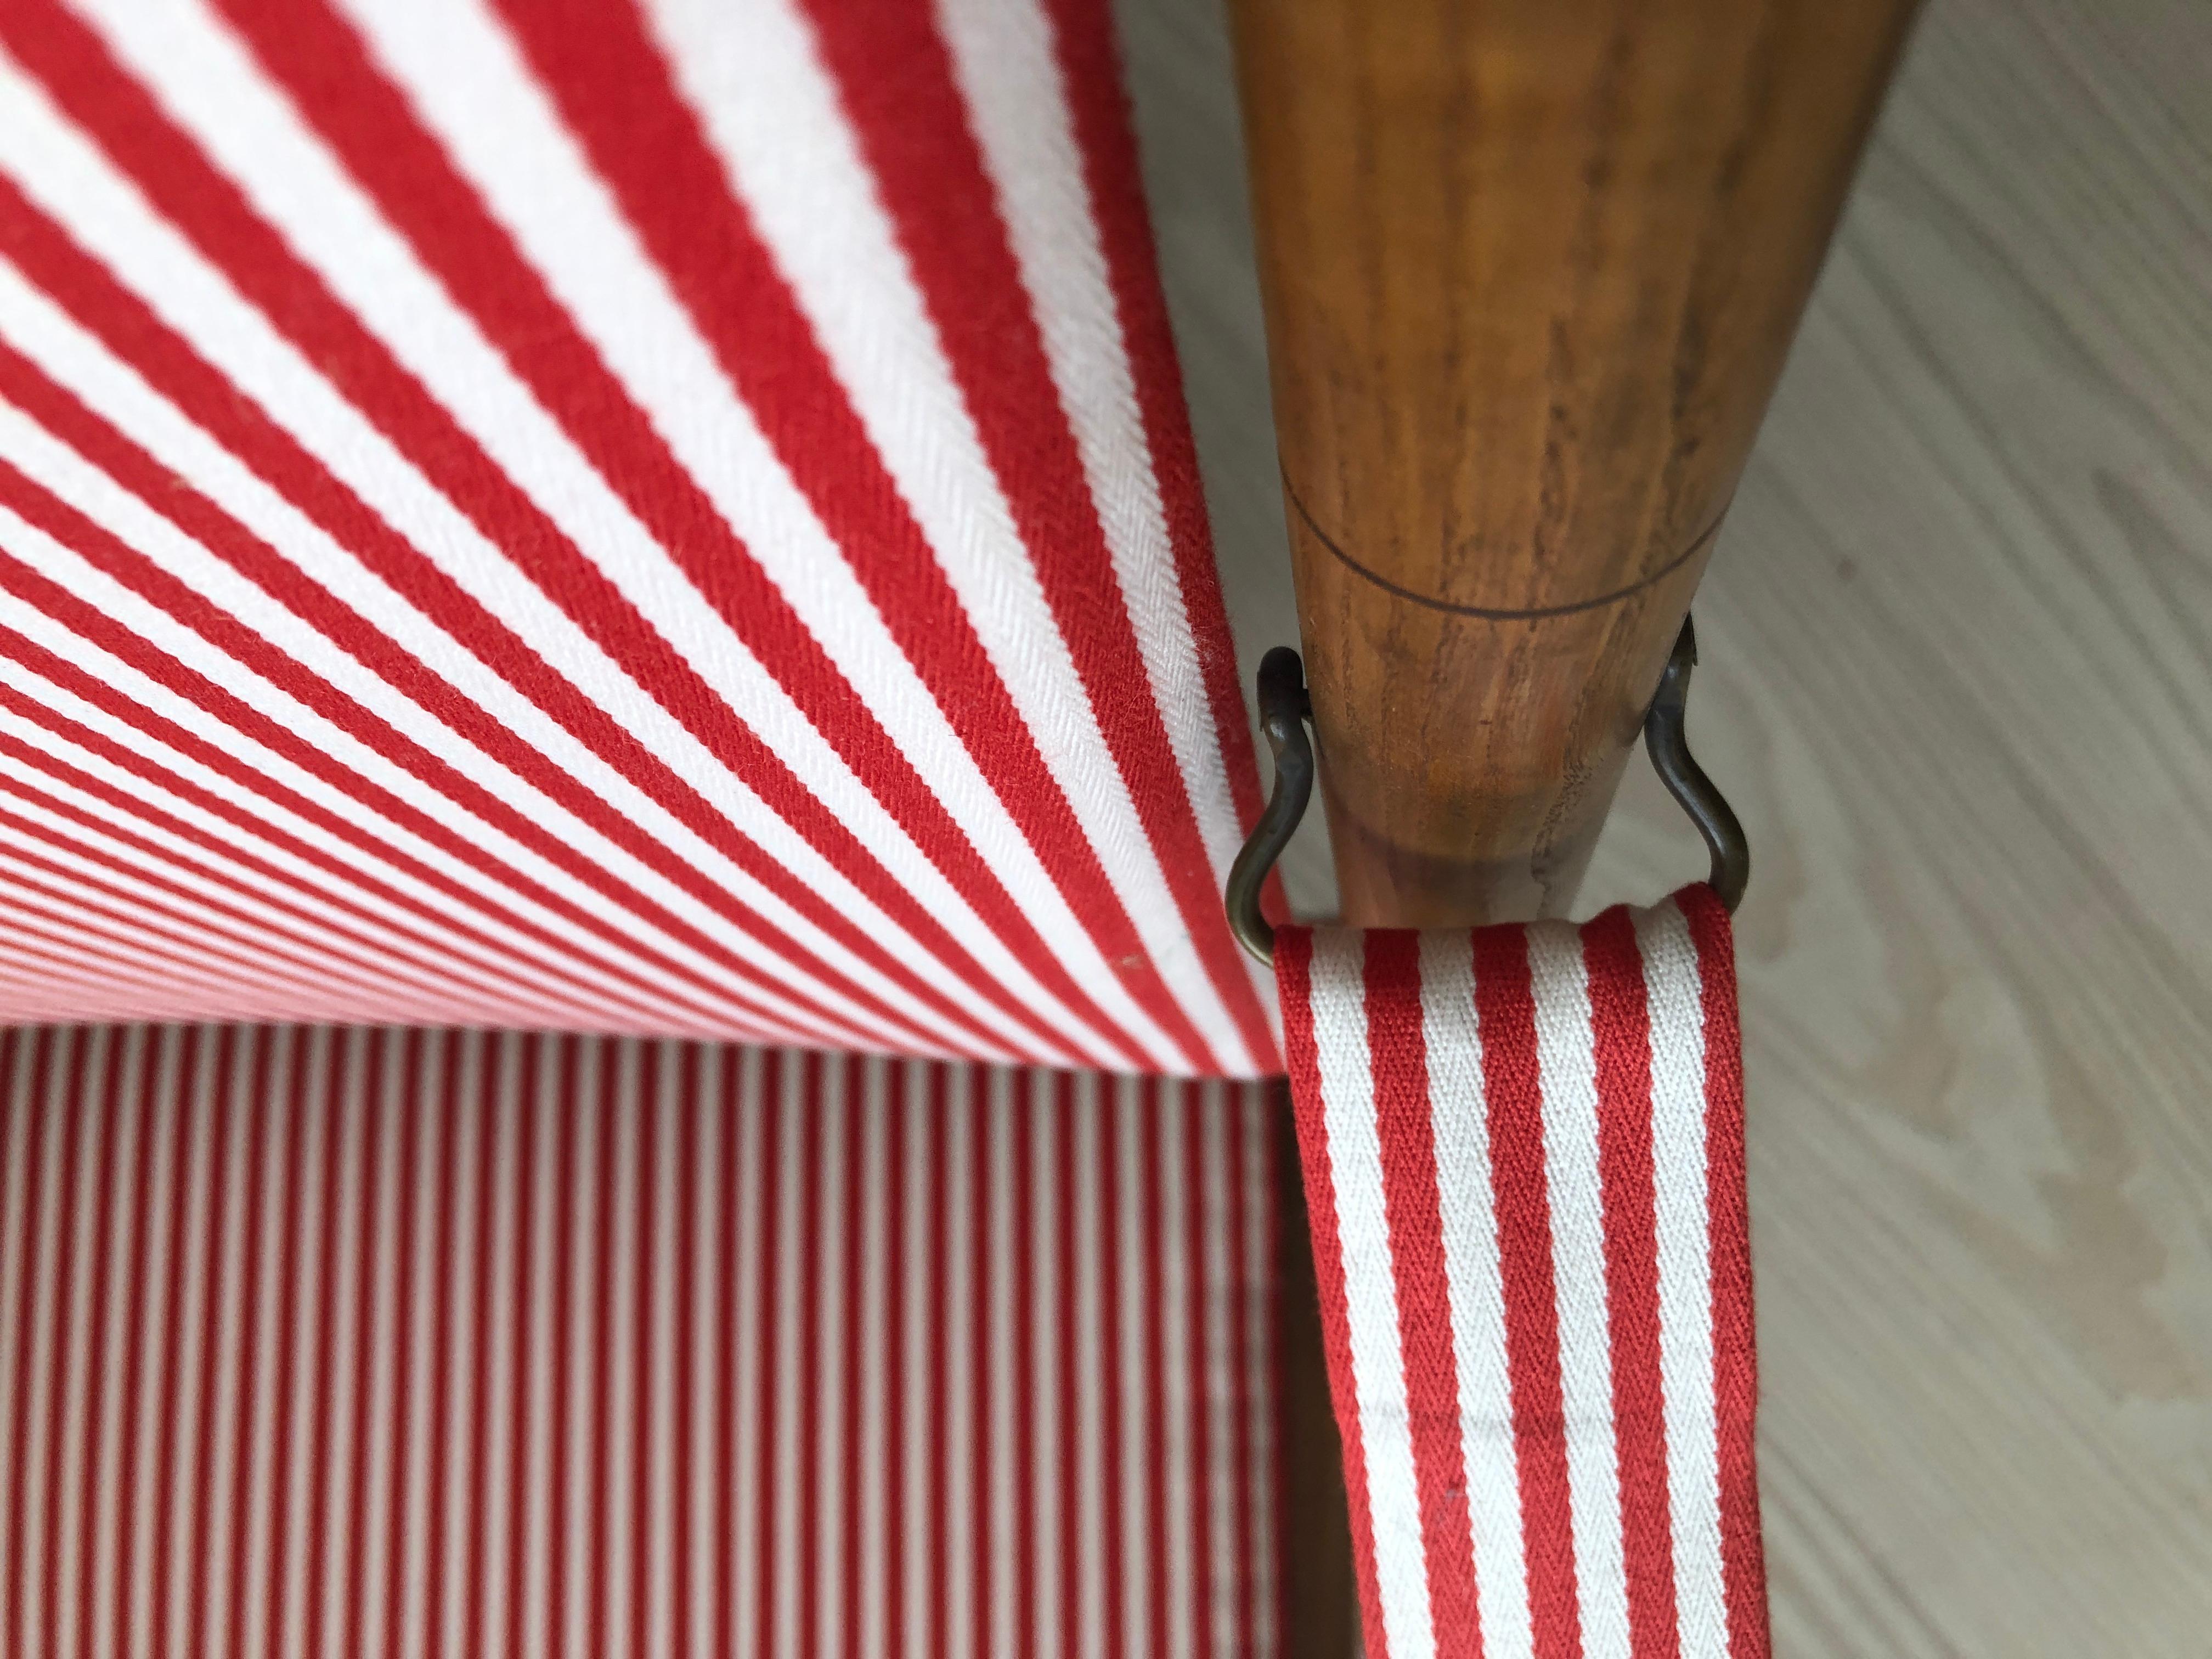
632, 1043, 663, 1659
1185, 1084, 1220, 1659
1012, 1076, 1038, 1659
797, 1055, 827, 1659
72, 1029, 129, 1659
1095, 1080, 1127, 1659
883, 1066, 910, 1659
1053, 1075, 1081, 1657
547, 1036, 583, 1659
751, 1052, 785, 1659
1679, 888, 1768, 1659
838, 1068, 868, 1659
799, 0, 1274, 1071
673, 1045, 701, 1659
263, 1031, 316, 1656
186, 1025, 241, 1659
969, 1069, 995, 1658
1361, 930, 1487, 1655
712, 1054, 741, 1659
150, 1026, 202, 1659
337, 1031, 385, 1659
33, 1027, 89, 1659
925, 1066, 950, 1659
1583, 907, 1683, 1657
1139, 1080, 1170, 1659
1273, 929, 1393, 1659
1469, 924, 1584, 1659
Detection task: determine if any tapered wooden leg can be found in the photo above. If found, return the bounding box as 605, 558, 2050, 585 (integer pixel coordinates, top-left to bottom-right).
1227, 0, 1918, 928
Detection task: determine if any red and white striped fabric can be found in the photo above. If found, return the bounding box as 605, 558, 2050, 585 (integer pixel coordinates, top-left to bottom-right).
1274, 887, 1768, 1659
0, 0, 1273, 1075
0, 1023, 1280, 1658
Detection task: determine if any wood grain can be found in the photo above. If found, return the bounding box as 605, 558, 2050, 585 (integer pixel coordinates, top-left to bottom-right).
1223, 0, 1916, 926
1120, 0, 2212, 1649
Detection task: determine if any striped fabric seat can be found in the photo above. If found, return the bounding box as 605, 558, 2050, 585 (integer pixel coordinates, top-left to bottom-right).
0, 0, 1294, 1652
0, 1025, 1281, 1657
0, 0, 1274, 1075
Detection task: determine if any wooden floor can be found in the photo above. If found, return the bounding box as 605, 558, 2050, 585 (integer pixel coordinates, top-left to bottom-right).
1118, 0, 2212, 1651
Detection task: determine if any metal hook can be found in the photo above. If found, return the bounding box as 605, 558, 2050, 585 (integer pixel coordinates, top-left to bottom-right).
1643, 616, 1750, 914
1223, 616, 1747, 967
1223, 647, 1313, 968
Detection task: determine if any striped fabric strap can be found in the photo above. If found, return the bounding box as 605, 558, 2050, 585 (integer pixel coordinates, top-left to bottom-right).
1274, 885, 1768, 1659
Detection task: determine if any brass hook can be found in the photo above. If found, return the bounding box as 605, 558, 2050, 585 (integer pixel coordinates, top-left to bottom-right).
1223, 617, 1747, 967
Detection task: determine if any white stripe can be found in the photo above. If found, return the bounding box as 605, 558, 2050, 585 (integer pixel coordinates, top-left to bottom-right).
1156, 1079, 1195, 1659
1114, 1074, 1147, 1659
1634, 900, 1730, 1658
1417, 931, 1537, 1659
1306, 930, 1437, 1659
397, 1028, 442, 1659
942, 1064, 978, 1659
728, 1048, 769, 1659
1525, 921, 1632, 1658
356, 1028, 408, 1659
83, 1027, 150, 1659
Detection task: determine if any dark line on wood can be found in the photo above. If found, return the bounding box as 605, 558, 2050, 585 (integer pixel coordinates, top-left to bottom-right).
1283, 471, 1728, 619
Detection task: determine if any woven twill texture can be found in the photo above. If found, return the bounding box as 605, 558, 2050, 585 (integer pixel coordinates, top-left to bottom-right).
0, 0, 1272, 1076
0, 1024, 1279, 1658
1276, 887, 1768, 1659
